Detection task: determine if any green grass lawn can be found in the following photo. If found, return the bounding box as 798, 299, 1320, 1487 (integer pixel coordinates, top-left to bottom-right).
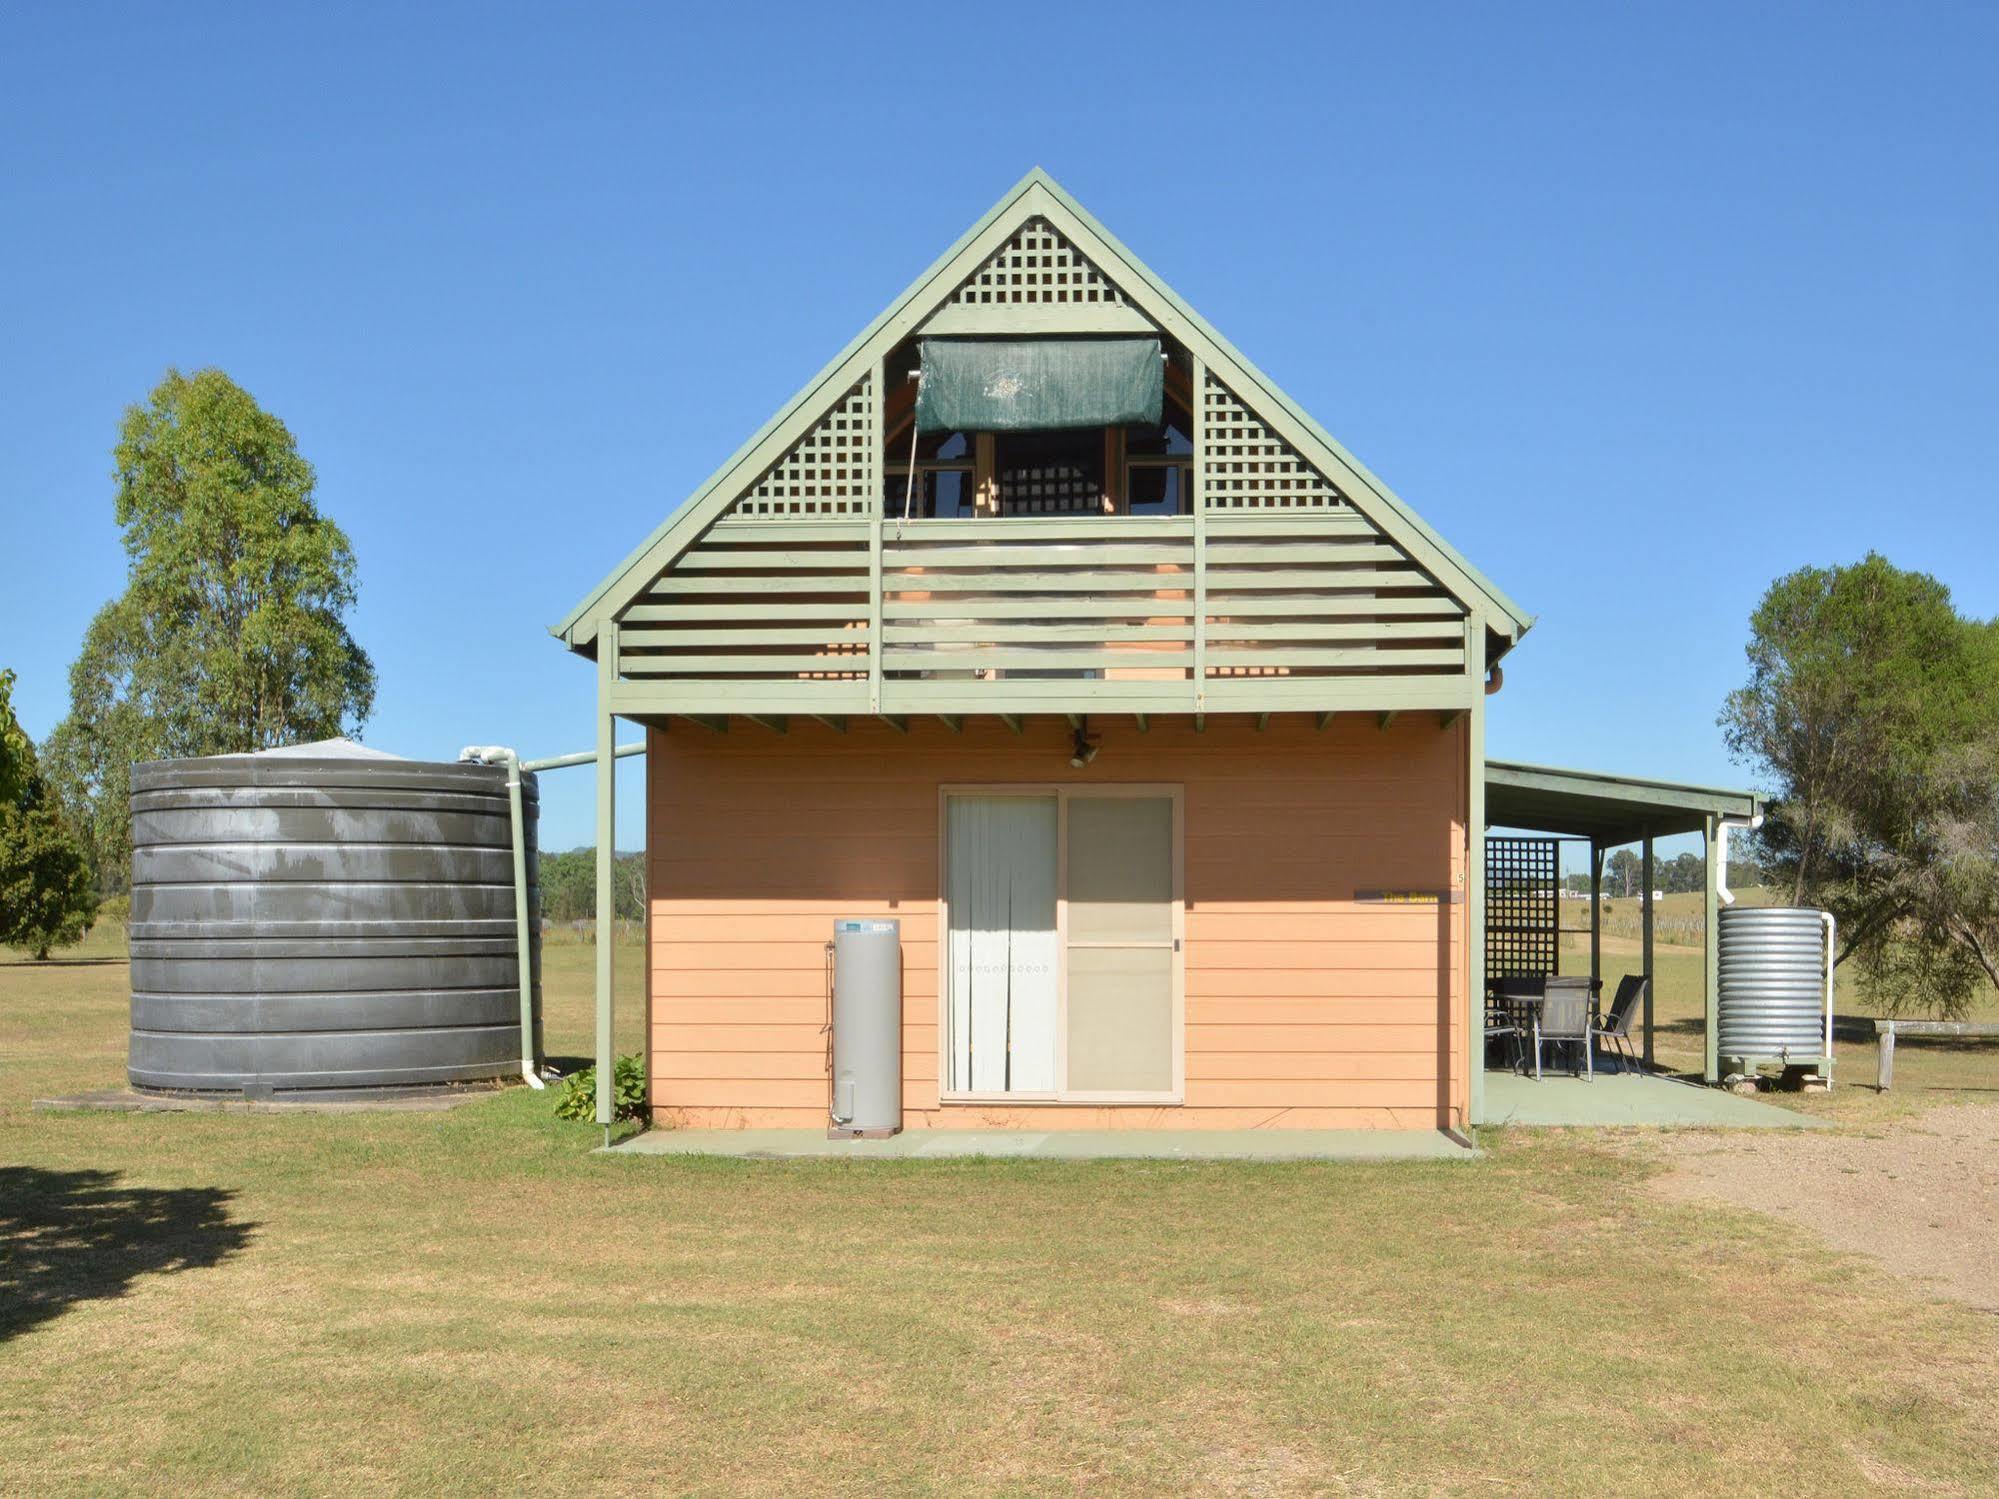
3, 927, 1997, 1495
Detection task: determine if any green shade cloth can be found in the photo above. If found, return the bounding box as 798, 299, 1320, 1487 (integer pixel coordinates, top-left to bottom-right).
915, 337, 1163, 433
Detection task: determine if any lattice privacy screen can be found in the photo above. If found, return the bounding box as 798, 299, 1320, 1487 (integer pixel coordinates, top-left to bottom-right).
950, 217, 1128, 307
728, 375, 876, 519
1200, 374, 1345, 511
1487, 836, 1560, 980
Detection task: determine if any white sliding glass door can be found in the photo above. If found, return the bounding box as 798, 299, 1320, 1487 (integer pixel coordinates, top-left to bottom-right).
1064, 795, 1176, 1094
945, 796, 1058, 1093
944, 787, 1181, 1103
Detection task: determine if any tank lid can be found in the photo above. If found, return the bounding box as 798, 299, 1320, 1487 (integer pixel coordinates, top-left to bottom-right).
224, 737, 406, 761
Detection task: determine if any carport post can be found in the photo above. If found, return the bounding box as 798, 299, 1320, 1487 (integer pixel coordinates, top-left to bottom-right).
595, 621, 618, 1128
1588, 842, 1602, 993
1641, 828, 1655, 1067
1703, 813, 1720, 1084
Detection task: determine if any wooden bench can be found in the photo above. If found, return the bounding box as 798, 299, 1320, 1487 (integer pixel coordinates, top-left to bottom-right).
1874, 1019, 1999, 1090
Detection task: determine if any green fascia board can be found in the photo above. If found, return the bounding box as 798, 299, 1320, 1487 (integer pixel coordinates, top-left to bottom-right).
1024, 173, 1534, 645
551, 168, 1058, 647
552, 167, 1533, 649
1485, 758, 1761, 843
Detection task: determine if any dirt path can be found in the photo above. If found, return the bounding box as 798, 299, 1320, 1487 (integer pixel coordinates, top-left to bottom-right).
1644, 1102, 1999, 1312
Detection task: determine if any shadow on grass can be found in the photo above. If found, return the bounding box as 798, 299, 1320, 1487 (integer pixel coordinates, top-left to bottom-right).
0, 1167, 254, 1342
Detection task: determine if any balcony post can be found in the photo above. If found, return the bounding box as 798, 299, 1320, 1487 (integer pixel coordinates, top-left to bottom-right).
1190, 353, 1208, 710
868, 357, 884, 714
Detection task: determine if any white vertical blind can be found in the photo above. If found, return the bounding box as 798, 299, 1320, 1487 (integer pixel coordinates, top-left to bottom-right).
946, 796, 1058, 1093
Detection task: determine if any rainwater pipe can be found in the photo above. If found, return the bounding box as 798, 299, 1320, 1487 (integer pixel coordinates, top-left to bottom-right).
458, 741, 645, 1090
1713, 811, 1763, 907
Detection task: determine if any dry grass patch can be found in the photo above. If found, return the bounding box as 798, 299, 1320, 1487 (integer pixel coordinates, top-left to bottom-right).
2, 932, 1998, 1494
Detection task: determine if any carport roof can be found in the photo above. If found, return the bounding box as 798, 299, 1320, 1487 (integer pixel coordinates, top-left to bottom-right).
1485, 760, 1761, 844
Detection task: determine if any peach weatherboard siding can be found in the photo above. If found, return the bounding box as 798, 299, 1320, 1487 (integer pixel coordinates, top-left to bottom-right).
647, 713, 1468, 1131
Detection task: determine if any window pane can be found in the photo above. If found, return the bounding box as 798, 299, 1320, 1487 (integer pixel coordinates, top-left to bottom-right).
1127, 464, 1186, 515
1067, 797, 1172, 943
998, 430, 1104, 514
1067, 947, 1173, 1092
932, 470, 968, 517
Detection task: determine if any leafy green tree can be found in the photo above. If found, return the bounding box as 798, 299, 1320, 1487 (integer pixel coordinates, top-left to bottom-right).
536, 847, 645, 923
1606, 848, 1642, 897
0, 670, 31, 806
44, 369, 376, 886
0, 685, 96, 959
1722, 554, 1999, 1017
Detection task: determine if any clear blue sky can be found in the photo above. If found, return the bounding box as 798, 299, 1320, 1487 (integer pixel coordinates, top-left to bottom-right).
4, 4, 1994, 854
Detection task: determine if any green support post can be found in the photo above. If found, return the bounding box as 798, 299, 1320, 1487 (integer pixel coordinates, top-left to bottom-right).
1190, 353, 1208, 711
595, 620, 619, 1128
1703, 813, 1720, 1084
867, 359, 884, 715
1641, 829, 1655, 1068
1465, 618, 1486, 1130
1588, 842, 1602, 994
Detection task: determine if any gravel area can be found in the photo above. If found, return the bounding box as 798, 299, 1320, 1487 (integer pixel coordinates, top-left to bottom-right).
1644, 1103, 1999, 1312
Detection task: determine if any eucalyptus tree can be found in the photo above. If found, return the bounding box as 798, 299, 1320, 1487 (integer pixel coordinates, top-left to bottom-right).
44, 369, 376, 884
1723, 554, 1999, 1016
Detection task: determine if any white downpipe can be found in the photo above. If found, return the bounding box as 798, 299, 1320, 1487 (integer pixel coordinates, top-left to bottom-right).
1714, 812, 1765, 907
459, 745, 543, 1089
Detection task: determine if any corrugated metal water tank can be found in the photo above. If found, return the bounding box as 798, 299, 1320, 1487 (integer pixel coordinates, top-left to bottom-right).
128, 739, 540, 1094
1716, 905, 1828, 1066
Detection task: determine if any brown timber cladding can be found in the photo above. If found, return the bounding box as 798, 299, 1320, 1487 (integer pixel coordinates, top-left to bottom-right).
647, 712, 1469, 1131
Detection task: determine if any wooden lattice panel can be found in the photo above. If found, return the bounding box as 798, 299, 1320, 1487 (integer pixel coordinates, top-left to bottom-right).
1200, 375, 1345, 510
729, 376, 876, 519
950, 218, 1127, 307
1487, 836, 1559, 980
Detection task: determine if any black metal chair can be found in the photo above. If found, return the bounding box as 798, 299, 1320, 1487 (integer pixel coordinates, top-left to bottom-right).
1591, 974, 1647, 1074
1484, 991, 1523, 1073
1533, 976, 1595, 1080
1485, 976, 1543, 1074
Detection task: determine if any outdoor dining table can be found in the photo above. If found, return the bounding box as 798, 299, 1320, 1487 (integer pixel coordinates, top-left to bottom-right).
1487, 977, 1603, 1076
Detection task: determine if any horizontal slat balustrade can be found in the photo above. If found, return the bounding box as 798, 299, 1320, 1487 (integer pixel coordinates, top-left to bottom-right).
617, 522, 871, 683
612, 510, 1475, 709
882, 519, 1196, 683
1202, 514, 1466, 681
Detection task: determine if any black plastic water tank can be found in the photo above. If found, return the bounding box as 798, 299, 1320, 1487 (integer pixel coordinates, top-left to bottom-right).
127, 740, 540, 1093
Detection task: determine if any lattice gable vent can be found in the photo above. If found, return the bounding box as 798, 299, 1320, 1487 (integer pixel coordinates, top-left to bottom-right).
725, 374, 877, 519
950, 216, 1129, 307
1200, 372, 1350, 513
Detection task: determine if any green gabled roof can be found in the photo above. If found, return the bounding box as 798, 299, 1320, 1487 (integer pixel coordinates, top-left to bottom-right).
553, 167, 1533, 649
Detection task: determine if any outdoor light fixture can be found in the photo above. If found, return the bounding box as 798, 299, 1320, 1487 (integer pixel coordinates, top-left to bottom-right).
1069, 719, 1100, 768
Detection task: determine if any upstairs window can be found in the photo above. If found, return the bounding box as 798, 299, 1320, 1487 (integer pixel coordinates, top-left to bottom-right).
884, 430, 974, 519
997, 429, 1106, 515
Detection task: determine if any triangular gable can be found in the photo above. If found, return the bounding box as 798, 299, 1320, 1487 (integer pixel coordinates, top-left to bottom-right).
947, 215, 1131, 310
554, 169, 1530, 647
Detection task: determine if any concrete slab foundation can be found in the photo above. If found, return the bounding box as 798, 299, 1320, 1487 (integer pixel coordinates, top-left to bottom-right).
1481, 1070, 1825, 1128
605, 1127, 1474, 1162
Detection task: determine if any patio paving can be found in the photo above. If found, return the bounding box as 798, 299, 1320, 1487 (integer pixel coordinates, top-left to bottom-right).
1482, 1069, 1823, 1128
606, 1127, 1473, 1162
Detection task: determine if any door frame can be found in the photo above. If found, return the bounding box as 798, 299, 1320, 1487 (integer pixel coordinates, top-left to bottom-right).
936, 782, 1185, 1106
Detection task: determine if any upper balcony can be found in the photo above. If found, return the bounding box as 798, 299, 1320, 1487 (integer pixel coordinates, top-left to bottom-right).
562, 195, 1528, 724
